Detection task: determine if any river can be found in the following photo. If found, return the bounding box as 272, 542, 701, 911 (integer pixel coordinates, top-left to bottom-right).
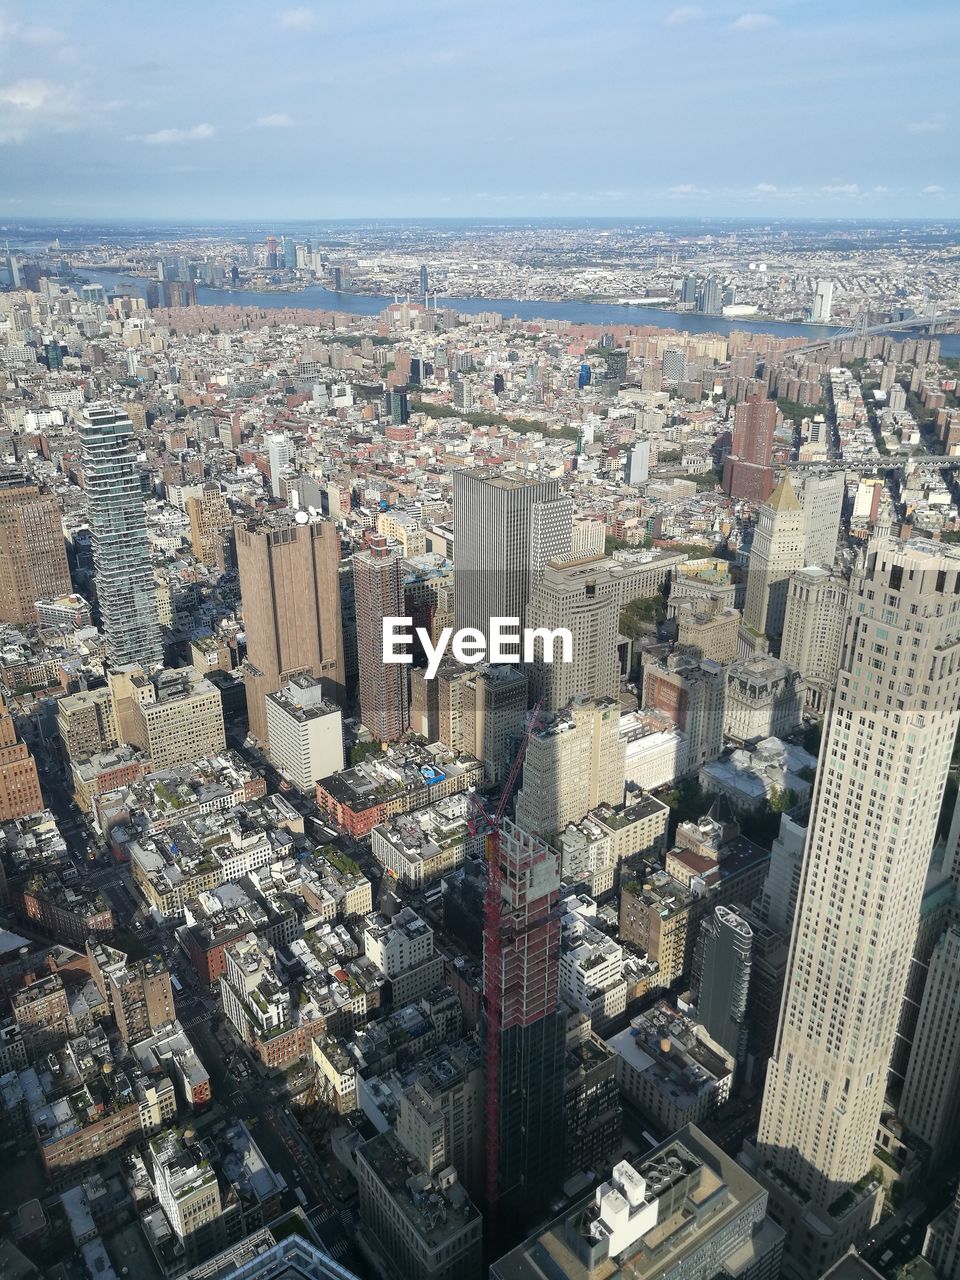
74, 268, 960, 355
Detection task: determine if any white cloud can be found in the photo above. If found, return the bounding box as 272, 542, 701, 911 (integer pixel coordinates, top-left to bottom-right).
664, 6, 704, 26
922, 184, 945, 194
669, 183, 708, 197
730, 12, 776, 30
906, 116, 945, 135
0, 17, 66, 47
0, 77, 87, 143
139, 122, 216, 145
256, 112, 294, 128
0, 78, 54, 110
753, 182, 779, 193
821, 182, 860, 196
279, 7, 317, 30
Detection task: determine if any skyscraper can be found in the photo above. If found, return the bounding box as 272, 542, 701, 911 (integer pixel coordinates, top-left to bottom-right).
0, 469, 71, 625
811, 279, 834, 323
752, 539, 960, 1277
453, 470, 572, 636
781, 567, 849, 714
722, 396, 777, 503
80, 405, 163, 668
419, 264, 428, 296
353, 534, 409, 743
236, 511, 345, 745
697, 276, 722, 314
486, 818, 566, 1229
265, 432, 291, 500
794, 470, 845, 568
697, 905, 753, 1065
742, 472, 806, 649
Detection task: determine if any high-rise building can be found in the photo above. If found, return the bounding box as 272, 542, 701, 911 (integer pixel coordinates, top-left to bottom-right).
236, 512, 345, 746
419, 264, 428, 296
487, 818, 566, 1227
811, 279, 834, 324
114, 665, 226, 770
0, 469, 71, 625
264, 675, 344, 792
80, 405, 163, 668
353, 534, 408, 743
697, 905, 753, 1065
752, 539, 960, 1277
722, 396, 777, 503
626, 437, 651, 485
781, 567, 849, 714
525, 559, 621, 712
794, 470, 845, 568
681, 275, 699, 306
187, 484, 233, 568
0, 695, 43, 822
698, 277, 722, 314
743, 472, 806, 649
265, 432, 291, 500
642, 652, 726, 771
453, 470, 572, 636
515, 698, 624, 836
898, 924, 960, 1168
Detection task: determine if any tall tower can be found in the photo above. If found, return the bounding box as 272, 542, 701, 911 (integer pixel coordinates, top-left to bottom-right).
722, 395, 777, 503
453, 471, 572, 636
0, 469, 72, 624
486, 817, 566, 1232
753, 539, 960, 1277
812, 279, 834, 324
237, 512, 344, 745
742, 472, 806, 649
353, 535, 408, 744
80, 404, 163, 668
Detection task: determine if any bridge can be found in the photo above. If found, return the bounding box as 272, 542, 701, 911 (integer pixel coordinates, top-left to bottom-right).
787, 308, 960, 356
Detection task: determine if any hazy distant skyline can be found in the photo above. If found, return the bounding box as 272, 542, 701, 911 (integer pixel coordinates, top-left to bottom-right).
0, 0, 956, 220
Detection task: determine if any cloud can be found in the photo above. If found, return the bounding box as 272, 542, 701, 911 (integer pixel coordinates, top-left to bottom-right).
730, 12, 776, 30
664, 6, 704, 26
669, 183, 708, 197
139, 122, 216, 145
0, 17, 66, 47
906, 116, 946, 135
0, 78, 77, 141
279, 7, 317, 30
821, 182, 860, 196
753, 182, 779, 193
922, 184, 945, 194
256, 112, 294, 128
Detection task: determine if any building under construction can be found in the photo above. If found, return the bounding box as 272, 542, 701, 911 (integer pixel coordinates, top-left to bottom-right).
484, 816, 566, 1240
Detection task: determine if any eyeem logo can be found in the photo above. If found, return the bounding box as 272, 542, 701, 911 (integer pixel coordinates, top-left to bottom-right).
383, 617, 573, 680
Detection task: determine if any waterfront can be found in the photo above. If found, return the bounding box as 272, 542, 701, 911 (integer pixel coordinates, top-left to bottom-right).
74, 269, 960, 355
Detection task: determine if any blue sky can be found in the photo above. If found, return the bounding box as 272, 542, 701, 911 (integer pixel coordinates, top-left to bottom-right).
0, 0, 956, 219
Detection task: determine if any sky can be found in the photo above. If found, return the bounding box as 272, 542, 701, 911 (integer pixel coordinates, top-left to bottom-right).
0, 0, 957, 220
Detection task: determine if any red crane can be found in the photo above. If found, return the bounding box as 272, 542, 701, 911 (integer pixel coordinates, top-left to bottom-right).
468, 701, 542, 1237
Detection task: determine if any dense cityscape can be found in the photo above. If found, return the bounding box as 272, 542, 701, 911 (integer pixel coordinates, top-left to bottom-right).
0, 212, 959, 1280
2, 1, 960, 1279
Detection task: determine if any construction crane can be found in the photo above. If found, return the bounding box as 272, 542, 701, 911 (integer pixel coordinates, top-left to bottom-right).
468, 701, 543, 1238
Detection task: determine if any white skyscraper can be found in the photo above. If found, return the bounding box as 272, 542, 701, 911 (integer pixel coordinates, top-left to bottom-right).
794, 469, 845, 568
752, 539, 960, 1277
811, 279, 834, 324
266, 431, 292, 500
743, 472, 806, 648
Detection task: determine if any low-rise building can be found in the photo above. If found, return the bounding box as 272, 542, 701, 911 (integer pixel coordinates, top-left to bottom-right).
356, 1129, 483, 1280
606, 1002, 735, 1132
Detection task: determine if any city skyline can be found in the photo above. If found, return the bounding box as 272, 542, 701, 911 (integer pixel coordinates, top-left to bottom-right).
0, 0, 956, 219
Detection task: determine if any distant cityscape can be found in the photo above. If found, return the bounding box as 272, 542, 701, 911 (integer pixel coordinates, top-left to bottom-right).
2, 205, 960, 1280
